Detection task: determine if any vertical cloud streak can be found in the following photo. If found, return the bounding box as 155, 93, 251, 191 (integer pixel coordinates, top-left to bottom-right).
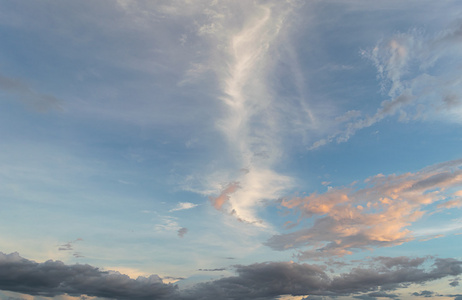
204, 1, 296, 225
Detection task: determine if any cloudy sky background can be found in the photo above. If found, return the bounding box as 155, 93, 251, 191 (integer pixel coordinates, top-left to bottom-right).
0, 0, 462, 299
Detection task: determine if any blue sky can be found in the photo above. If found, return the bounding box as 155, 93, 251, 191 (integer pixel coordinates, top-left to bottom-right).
0, 1, 462, 299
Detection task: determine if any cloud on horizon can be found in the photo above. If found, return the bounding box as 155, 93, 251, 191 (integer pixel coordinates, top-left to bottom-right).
1, 251, 461, 300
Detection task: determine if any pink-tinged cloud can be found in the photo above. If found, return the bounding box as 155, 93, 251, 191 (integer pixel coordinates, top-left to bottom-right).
267, 159, 462, 259
210, 182, 240, 210
437, 199, 462, 209
419, 234, 445, 242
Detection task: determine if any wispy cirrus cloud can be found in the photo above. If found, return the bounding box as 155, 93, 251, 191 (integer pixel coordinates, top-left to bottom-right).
267, 159, 462, 259
189, 1, 302, 225
310, 22, 462, 149
0, 73, 61, 111
169, 202, 199, 212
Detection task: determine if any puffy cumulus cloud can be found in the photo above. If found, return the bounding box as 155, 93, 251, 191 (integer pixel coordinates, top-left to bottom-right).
267, 159, 462, 259
0, 252, 178, 299
310, 21, 462, 149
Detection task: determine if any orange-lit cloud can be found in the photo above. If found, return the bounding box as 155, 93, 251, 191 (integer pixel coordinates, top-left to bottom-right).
210, 181, 240, 210
267, 159, 462, 259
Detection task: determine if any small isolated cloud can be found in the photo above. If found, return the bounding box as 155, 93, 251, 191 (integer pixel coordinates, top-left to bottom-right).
267, 159, 462, 259
411, 290, 435, 297
58, 238, 83, 251
450, 277, 460, 287
58, 238, 84, 258
73, 252, 85, 258
177, 227, 188, 238
154, 216, 181, 233
197, 268, 226, 272
170, 202, 199, 212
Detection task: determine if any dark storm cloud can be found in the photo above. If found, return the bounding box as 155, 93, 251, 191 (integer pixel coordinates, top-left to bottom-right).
0, 252, 178, 299
1, 252, 461, 300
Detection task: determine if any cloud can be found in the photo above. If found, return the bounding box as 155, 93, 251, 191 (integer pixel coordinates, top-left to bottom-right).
419, 234, 445, 242
58, 239, 84, 259
2, 252, 461, 300
169, 202, 199, 212
183, 257, 462, 299
210, 182, 240, 211
154, 215, 181, 231
0, 73, 61, 111
0, 252, 178, 299
177, 227, 188, 238
366, 291, 398, 299
450, 278, 460, 287
177, 0, 300, 224
310, 21, 462, 149
411, 290, 435, 297
266, 159, 462, 259
58, 238, 83, 251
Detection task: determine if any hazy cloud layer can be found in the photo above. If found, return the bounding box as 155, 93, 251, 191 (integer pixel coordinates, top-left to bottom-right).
0, 73, 61, 111
267, 159, 462, 259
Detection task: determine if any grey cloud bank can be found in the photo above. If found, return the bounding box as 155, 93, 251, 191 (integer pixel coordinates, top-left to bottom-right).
1, 252, 461, 300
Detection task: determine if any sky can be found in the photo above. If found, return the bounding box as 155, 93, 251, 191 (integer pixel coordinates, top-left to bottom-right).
0, 0, 462, 299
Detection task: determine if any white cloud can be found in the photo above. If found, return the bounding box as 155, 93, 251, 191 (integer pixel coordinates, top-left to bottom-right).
170, 202, 199, 212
